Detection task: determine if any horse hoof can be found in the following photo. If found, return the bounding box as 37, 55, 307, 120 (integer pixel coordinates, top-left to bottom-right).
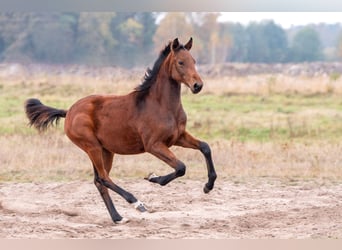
115, 217, 130, 224
136, 204, 147, 212
133, 200, 147, 212
203, 186, 211, 194
144, 172, 159, 181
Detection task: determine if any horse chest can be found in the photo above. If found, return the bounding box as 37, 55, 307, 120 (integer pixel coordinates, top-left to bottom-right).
156, 113, 186, 144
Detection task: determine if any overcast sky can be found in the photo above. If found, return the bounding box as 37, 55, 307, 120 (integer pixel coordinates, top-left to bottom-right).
218, 12, 342, 28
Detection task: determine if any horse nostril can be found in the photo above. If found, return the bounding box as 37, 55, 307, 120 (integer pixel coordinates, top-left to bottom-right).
193, 83, 203, 93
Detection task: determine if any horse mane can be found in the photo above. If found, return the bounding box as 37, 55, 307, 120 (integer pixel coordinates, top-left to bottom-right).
134, 41, 180, 106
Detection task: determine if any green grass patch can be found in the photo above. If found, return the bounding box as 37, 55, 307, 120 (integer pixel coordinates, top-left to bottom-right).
182, 93, 342, 142
2, 80, 342, 142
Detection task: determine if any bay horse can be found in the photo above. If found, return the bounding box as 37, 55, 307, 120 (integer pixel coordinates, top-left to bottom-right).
25, 38, 217, 224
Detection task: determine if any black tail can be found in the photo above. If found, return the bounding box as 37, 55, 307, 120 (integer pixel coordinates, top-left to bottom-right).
25, 98, 67, 132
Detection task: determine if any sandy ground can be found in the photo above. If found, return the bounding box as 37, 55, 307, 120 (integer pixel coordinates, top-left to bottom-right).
1, 178, 342, 239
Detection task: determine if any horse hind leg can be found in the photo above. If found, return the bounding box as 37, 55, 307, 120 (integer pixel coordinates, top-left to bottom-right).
93, 166, 127, 223
101, 148, 147, 213
90, 146, 147, 224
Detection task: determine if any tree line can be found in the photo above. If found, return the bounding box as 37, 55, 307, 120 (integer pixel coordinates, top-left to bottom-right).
0, 12, 341, 68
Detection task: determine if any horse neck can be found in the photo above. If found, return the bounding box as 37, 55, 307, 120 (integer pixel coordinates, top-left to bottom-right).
150, 60, 182, 110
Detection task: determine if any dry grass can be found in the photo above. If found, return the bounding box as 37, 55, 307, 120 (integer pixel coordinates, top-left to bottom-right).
2, 131, 342, 183
204, 74, 342, 96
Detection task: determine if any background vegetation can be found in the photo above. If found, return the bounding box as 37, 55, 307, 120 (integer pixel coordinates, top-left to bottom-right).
1, 12, 342, 67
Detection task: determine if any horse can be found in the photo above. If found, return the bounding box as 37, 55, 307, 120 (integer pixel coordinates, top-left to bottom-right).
25, 38, 217, 224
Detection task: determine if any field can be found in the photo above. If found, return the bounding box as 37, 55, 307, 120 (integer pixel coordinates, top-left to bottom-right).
1, 63, 342, 238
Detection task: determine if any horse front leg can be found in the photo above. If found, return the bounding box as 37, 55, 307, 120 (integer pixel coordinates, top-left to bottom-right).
175, 131, 217, 193
145, 142, 186, 186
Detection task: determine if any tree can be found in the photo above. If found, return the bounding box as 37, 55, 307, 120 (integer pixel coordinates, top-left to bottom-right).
216, 26, 233, 64
0, 12, 158, 66
111, 12, 157, 67
189, 12, 222, 64
133, 12, 158, 64
337, 31, 342, 61
262, 21, 288, 63
153, 13, 194, 53
76, 12, 117, 65
202, 13, 221, 64
134, 12, 157, 50
289, 27, 323, 62
29, 13, 78, 63
0, 13, 34, 62
245, 20, 288, 63
220, 22, 248, 62
0, 35, 5, 56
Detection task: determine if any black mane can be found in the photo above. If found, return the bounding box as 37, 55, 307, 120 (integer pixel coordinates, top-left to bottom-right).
134, 42, 172, 106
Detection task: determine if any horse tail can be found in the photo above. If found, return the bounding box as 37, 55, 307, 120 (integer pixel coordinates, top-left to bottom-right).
25, 98, 67, 132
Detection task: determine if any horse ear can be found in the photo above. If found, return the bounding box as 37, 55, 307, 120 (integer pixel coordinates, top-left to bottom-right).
171, 38, 180, 51
184, 37, 193, 50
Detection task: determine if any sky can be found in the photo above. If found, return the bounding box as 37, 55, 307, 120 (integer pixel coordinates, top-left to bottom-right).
218, 12, 342, 28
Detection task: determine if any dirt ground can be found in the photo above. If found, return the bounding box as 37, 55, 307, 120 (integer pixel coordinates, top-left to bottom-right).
0, 178, 342, 239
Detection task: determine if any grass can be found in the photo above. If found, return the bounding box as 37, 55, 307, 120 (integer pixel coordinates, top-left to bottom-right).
2, 71, 342, 182
183, 93, 342, 142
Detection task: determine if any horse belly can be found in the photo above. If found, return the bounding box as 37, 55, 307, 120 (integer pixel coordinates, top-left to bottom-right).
97, 127, 145, 155
105, 140, 145, 155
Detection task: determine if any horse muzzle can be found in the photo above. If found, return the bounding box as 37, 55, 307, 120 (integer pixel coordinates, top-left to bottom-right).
191, 82, 203, 94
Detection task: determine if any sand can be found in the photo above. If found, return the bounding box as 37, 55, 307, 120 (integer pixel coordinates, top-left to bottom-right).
1, 178, 342, 239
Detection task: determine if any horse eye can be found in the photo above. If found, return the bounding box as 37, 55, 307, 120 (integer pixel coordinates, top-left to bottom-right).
178, 61, 184, 66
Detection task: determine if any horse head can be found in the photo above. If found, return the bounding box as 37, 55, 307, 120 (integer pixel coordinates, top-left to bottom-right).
169, 37, 203, 94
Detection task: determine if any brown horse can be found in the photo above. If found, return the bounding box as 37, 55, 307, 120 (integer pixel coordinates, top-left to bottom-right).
25, 38, 217, 224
